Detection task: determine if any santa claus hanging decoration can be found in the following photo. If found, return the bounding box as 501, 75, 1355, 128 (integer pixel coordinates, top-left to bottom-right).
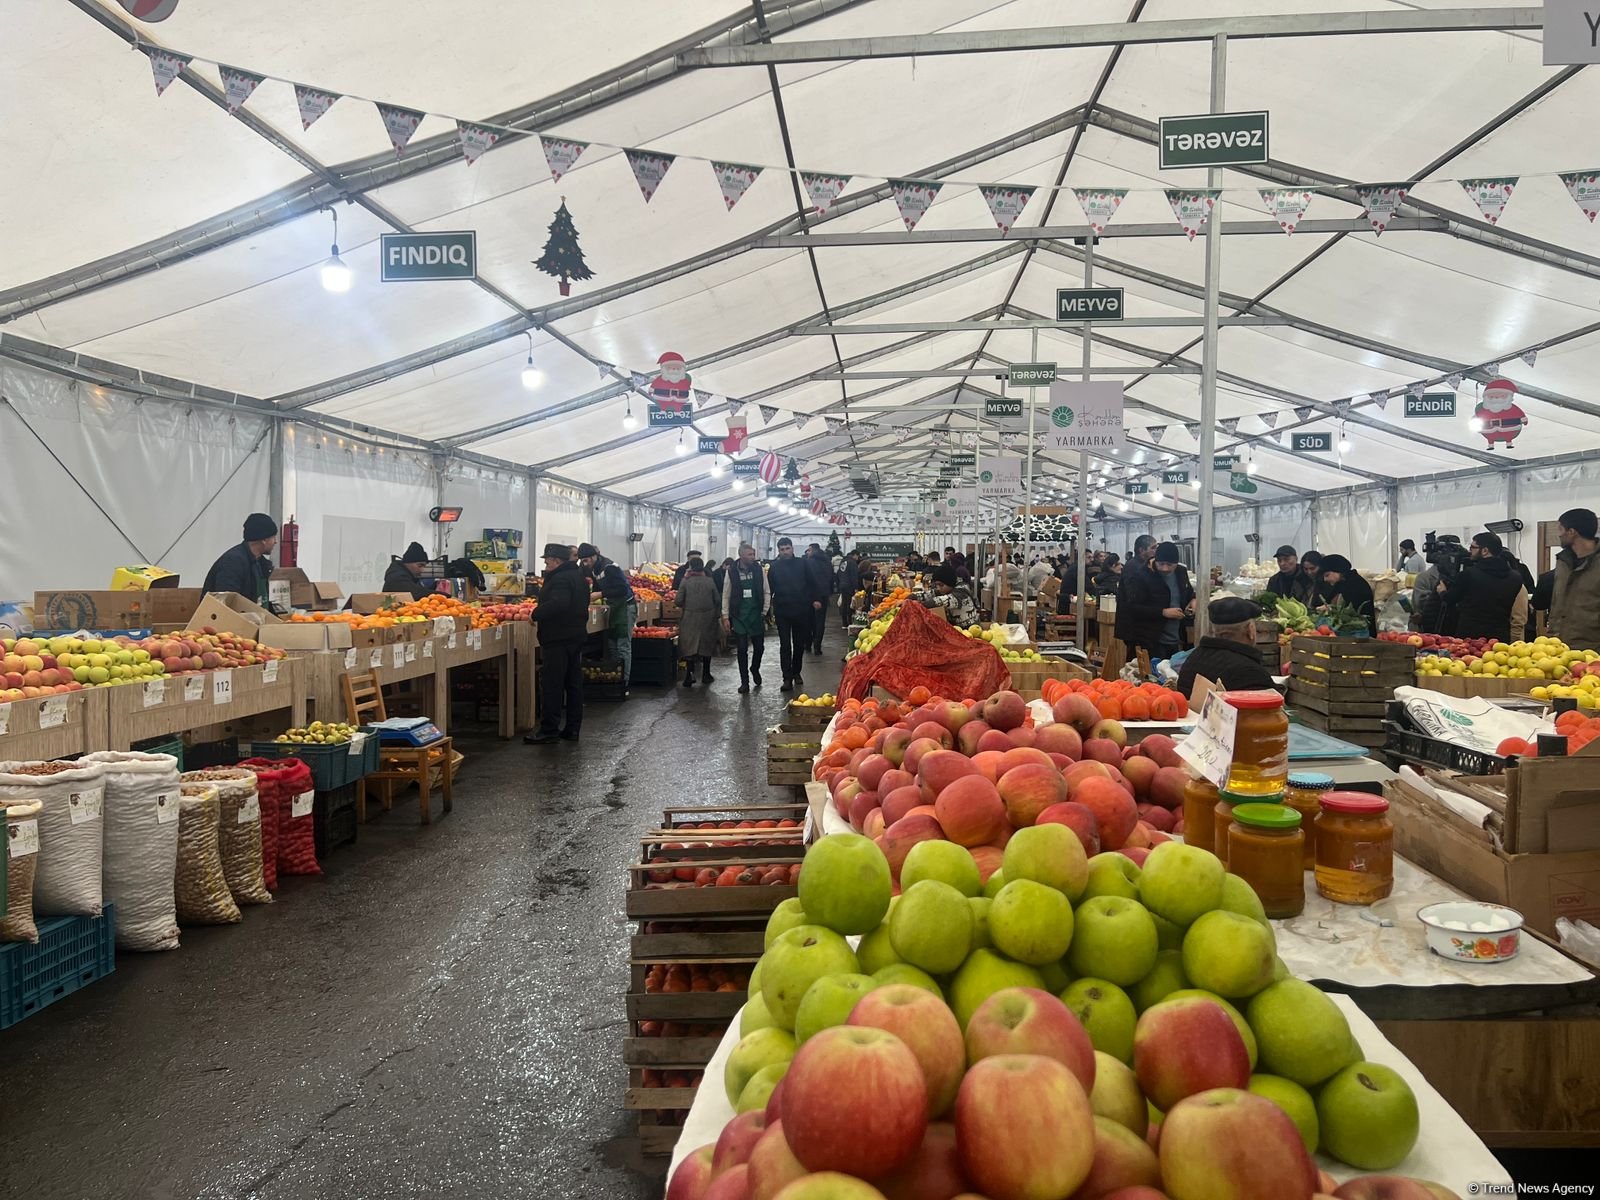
1474, 378, 1527, 449
646, 352, 694, 425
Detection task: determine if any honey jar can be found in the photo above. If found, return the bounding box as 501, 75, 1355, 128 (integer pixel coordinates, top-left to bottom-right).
1314, 792, 1394, 906
1212, 788, 1261, 873
1227, 803, 1305, 919
1182, 776, 1221, 856
1285, 772, 1332, 871
1222, 690, 1289, 796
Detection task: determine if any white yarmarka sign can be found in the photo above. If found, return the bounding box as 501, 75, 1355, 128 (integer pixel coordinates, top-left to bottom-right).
1544, 1, 1600, 64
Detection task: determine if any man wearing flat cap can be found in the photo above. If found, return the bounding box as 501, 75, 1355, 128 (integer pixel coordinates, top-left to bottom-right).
526, 542, 591, 744
579, 542, 638, 692
1176, 596, 1278, 700
203, 513, 279, 606
382, 541, 436, 600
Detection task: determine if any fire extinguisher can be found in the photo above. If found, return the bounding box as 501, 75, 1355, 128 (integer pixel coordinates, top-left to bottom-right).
280, 515, 299, 568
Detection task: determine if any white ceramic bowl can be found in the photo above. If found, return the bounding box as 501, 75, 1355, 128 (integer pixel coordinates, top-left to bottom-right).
1417, 901, 1524, 963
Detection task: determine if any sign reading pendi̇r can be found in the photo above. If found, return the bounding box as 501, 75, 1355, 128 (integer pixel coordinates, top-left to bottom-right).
1405, 393, 1456, 418
379, 231, 477, 281
1158, 111, 1270, 169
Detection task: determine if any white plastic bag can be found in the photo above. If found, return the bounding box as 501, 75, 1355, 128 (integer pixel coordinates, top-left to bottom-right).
1556, 918, 1600, 969
0, 759, 105, 917
82, 750, 182, 951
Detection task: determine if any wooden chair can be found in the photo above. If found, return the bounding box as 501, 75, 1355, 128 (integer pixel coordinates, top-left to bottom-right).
341, 668, 453, 826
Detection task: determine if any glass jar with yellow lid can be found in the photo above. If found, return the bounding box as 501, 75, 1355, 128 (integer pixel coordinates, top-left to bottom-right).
1182, 776, 1220, 856
1212, 788, 1265, 872
1314, 792, 1394, 905
1285, 772, 1332, 871
1222, 690, 1289, 796
1227, 803, 1305, 919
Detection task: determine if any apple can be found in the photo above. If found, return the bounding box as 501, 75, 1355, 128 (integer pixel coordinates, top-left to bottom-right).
997, 763, 1069, 828
1135, 803, 1175, 834
881, 786, 924, 827
856, 922, 902, 975
771, 1175, 889, 1199
667, 1144, 716, 1200
1249, 1073, 1320, 1155
879, 768, 915, 795
965, 986, 1095, 1092
858, 754, 894, 793
948, 948, 1045, 1028
762, 926, 862, 1029
1032, 721, 1083, 760
1149, 767, 1188, 811
968, 896, 993, 950
890, 880, 974, 974
982, 690, 1028, 731
955, 1055, 1096, 1200
1139, 733, 1181, 768
1001, 822, 1089, 901
863, 808, 887, 840
1332, 1177, 1462, 1200
987, 879, 1074, 965
903, 737, 946, 776
976, 729, 1015, 755
1006, 727, 1038, 750
957, 718, 993, 756
1089, 1051, 1147, 1137
1119, 756, 1158, 800
1083, 851, 1142, 901
981, 868, 1007, 899
780, 1025, 929, 1178
1053, 693, 1101, 734
1181, 911, 1276, 999
1091, 718, 1127, 748
1316, 1062, 1420, 1171
847, 790, 880, 832
794, 973, 878, 1043
882, 814, 945, 881
849, 983, 967, 1117
747, 1122, 807, 1200
1217, 872, 1269, 927
881, 728, 914, 766
1068, 897, 1158, 986
919, 750, 982, 802
934, 776, 1008, 847
1074, 1115, 1161, 1199
1036, 801, 1101, 857
1163, 990, 1257, 1070
912, 721, 955, 749
872, 962, 944, 997
873, 1121, 968, 1200
1129, 949, 1189, 1013
1060, 978, 1138, 1063
726, 1027, 799, 1105
969, 844, 1003, 885
1246, 979, 1359, 1087
1083, 738, 1125, 766
900, 839, 981, 897
742, 993, 779, 1037
1133, 997, 1251, 1111
1159, 1088, 1318, 1200
1137, 842, 1224, 928
714, 1111, 771, 1175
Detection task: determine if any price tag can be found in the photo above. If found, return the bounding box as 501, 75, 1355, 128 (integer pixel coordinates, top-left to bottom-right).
369, 647, 384, 669
69, 789, 104, 825
344, 648, 358, 670
448, 632, 458, 651
348, 731, 367, 758
405, 641, 418, 663
291, 789, 315, 819
0, 705, 8, 737
9, 819, 39, 857
238, 794, 260, 825
184, 676, 205, 703
143, 678, 166, 708
212, 669, 234, 706
263, 659, 280, 684
468, 629, 482, 651
392, 642, 406, 669
433, 616, 455, 637
155, 791, 179, 824
423, 640, 434, 659
38, 697, 68, 729
1175, 686, 1237, 789
495, 626, 504, 643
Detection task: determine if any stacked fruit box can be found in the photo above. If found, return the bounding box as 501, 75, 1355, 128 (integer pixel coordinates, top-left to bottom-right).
1287, 636, 1417, 749
1255, 619, 1284, 673
784, 701, 836, 730
767, 725, 823, 789
624, 803, 806, 1154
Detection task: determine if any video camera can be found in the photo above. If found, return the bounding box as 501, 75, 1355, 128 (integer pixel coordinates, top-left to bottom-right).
1423, 531, 1470, 579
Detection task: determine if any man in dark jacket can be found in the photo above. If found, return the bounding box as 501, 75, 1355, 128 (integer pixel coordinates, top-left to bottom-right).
526, 544, 591, 744
1114, 536, 1159, 647
203, 513, 279, 607
1318, 554, 1377, 634
1120, 542, 1195, 661
1437, 532, 1522, 641
579, 543, 637, 691
382, 542, 434, 600
1176, 597, 1278, 701
1265, 545, 1315, 605
672, 551, 706, 593
804, 544, 835, 655
837, 551, 862, 628
769, 537, 823, 691
1551, 508, 1600, 651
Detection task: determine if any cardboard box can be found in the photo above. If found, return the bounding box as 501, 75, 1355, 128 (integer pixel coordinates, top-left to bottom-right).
394, 621, 432, 643
109, 565, 179, 591
35, 590, 167, 631
267, 569, 344, 612
257, 622, 354, 651
348, 592, 414, 615
148, 588, 206, 624
1411, 675, 1538, 699
1386, 774, 1600, 937
188, 592, 280, 638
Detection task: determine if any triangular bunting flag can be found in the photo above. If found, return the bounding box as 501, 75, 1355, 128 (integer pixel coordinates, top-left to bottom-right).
377, 103, 426, 157
759, 404, 779, 424
1409, 382, 1426, 398
1259, 188, 1313, 234
541, 136, 587, 182
824, 417, 844, 435
141, 46, 190, 96
457, 121, 501, 165
801, 172, 850, 215
1073, 188, 1127, 235
711, 161, 763, 211
1147, 425, 1167, 444
596, 362, 613, 381
630, 370, 651, 390
727, 399, 743, 417
219, 66, 263, 114
1460, 177, 1517, 226
1446, 373, 1464, 390
692, 389, 714, 406
979, 185, 1036, 235
1559, 171, 1600, 223
624, 148, 674, 203
1259, 411, 1279, 429
1184, 423, 1201, 441
1165, 189, 1219, 240
1355, 183, 1410, 236
1219, 417, 1240, 435
294, 84, 339, 130
1521, 348, 1538, 368
1294, 406, 1313, 422
890, 180, 943, 231
1372, 394, 1389, 411
1485, 362, 1501, 377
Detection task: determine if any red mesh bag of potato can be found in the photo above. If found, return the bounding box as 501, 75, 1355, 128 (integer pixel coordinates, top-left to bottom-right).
239, 757, 321, 877
838, 599, 1012, 703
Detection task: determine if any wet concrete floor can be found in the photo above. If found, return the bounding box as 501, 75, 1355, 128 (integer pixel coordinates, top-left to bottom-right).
0, 625, 850, 1200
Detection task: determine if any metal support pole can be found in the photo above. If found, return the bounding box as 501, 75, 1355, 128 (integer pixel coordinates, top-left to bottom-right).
1387, 485, 1401, 572
1077, 237, 1094, 649
1023, 328, 1040, 631
267, 419, 286, 565
528, 471, 541, 562
1195, 33, 1227, 640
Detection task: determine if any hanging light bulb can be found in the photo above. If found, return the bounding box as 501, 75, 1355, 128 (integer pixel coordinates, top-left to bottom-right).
1246, 457, 1259, 476
1469, 416, 1485, 433
1338, 425, 1352, 455
1118, 500, 1130, 512
710, 458, 724, 477
767, 496, 779, 507
732, 478, 744, 491
319, 208, 352, 293
1152, 489, 1164, 501
622, 399, 639, 431
520, 333, 542, 390
674, 431, 687, 457
1190, 476, 1201, 489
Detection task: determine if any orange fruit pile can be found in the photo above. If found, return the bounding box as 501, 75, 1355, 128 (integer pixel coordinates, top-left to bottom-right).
1041, 676, 1188, 721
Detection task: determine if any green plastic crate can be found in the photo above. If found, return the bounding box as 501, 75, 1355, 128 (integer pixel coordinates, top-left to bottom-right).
247, 734, 379, 791
131, 736, 185, 771
0, 904, 117, 1029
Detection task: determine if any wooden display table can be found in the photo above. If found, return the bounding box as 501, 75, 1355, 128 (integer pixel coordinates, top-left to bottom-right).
511, 622, 538, 732
104, 657, 306, 751
438, 623, 515, 738
636, 600, 662, 624
0, 687, 111, 761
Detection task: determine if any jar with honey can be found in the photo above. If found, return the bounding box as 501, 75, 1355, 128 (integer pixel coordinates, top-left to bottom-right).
1314, 792, 1394, 905
1227, 803, 1305, 919
1222, 690, 1289, 795
1212, 788, 1260, 872
1285, 772, 1332, 871
1182, 776, 1220, 856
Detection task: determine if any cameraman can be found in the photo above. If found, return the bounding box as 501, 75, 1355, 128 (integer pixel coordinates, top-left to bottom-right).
1436, 531, 1521, 641
1417, 534, 1466, 634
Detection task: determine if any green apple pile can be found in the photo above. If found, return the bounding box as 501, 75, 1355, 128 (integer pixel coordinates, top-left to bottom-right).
670, 832, 1451, 1200
276, 721, 358, 745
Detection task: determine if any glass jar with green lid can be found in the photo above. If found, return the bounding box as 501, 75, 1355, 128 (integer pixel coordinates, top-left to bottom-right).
1227, 803, 1305, 919
1212, 788, 1270, 872
1285, 772, 1333, 871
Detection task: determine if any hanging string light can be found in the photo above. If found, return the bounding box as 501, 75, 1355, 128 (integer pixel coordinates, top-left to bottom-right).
520, 332, 542, 390
319, 208, 351, 293
710, 457, 724, 477
1338, 424, 1352, 455
622, 397, 639, 431
675, 431, 687, 456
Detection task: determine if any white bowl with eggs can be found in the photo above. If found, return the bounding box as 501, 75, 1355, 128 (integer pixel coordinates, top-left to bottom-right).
1417, 901, 1524, 963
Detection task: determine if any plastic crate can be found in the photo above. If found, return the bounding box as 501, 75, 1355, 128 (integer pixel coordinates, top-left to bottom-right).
0, 904, 117, 1029
248, 733, 380, 791
131, 736, 185, 771
631, 648, 678, 688
1382, 703, 1509, 776
184, 738, 241, 770
314, 784, 359, 858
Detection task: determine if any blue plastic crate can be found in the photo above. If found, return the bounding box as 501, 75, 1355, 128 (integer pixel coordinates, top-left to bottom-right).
0, 904, 117, 1029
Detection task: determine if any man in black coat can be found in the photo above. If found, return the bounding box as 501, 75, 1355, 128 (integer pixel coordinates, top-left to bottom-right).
769, 537, 823, 692
1265, 545, 1315, 605
382, 542, 435, 600
804, 544, 835, 655
1318, 554, 1377, 635
1176, 597, 1279, 701
203, 513, 279, 607
1120, 542, 1196, 661
1438, 532, 1522, 641
837, 551, 862, 628
526, 543, 592, 744
672, 551, 706, 593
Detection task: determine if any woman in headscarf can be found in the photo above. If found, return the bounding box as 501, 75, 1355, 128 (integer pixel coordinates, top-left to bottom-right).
676, 558, 721, 687
1318, 554, 1377, 634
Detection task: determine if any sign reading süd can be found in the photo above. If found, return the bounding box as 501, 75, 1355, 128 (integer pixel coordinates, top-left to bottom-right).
1008, 362, 1056, 388
1405, 393, 1456, 418
379, 231, 477, 281
1055, 288, 1125, 321
1158, 112, 1270, 169
1043, 381, 1126, 452
985, 396, 1024, 420
1292, 431, 1334, 453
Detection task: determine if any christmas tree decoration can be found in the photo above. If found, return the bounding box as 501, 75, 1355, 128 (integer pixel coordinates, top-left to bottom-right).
1473, 378, 1527, 449
533, 200, 595, 298
783, 457, 802, 483
826, 530, 843, 557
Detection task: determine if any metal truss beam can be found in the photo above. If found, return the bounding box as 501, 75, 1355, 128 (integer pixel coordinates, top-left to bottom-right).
794, 316, 1282, 334
754, 218, 1445, 247
816, 365, 1200, 380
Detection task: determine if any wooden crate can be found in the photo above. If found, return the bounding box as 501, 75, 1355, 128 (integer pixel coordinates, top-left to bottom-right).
1256, 620, 1284, 673
1410, 674, 1539, 699
0, 686, 110, 762
784, 702, 836, 730
624, 1066, 706, 1115
1006, 655, 1092, 700
626, 857, 799, 919
657, 800, 809, 831
768, 725, 821, 786
1288, 637, 1414, 750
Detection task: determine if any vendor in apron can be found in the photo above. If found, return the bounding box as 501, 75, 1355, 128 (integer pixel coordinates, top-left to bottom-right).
721, 542, 772, 695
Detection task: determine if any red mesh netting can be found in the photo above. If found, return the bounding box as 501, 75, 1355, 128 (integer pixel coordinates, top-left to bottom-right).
239, 758, 321, 877
839, 600, 1013, 702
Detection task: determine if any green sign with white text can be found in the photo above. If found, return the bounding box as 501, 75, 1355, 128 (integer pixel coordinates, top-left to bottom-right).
1158, 111, 1270, 169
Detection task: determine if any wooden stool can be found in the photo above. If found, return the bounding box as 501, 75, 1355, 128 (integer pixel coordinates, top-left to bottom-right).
342, 668, 454, 826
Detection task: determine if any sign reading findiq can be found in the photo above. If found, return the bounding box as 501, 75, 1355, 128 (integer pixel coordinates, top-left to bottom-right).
379, 232, 477, 281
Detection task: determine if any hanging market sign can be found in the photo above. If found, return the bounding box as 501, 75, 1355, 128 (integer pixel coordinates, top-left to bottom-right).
379, 231, 477, 281
697, 436, 725, 454
948, 452, 976, 467
766, 486, 790, 499
856, 542, 915, 559
1055, 288, 1125, 321
648, 403, 695, 427
1543, 0, 1600, 65
1292, 431, 1334, 453
978, 456, 1023, 499
1157, 111, 1270, 169
985, 396, 1025, 419
1161, 469, 1191, 485
1212, 453, 1237, 470
731, 460, 760, 478
938, 465, 964, 477
1124, 482, 1151, 495
1007, 362, 1057, 387
1405, 393, 1457, 418
1043, 381, 1126, 452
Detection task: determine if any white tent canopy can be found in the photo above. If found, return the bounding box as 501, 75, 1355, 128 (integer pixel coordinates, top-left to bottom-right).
3, 0, 1598, 595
